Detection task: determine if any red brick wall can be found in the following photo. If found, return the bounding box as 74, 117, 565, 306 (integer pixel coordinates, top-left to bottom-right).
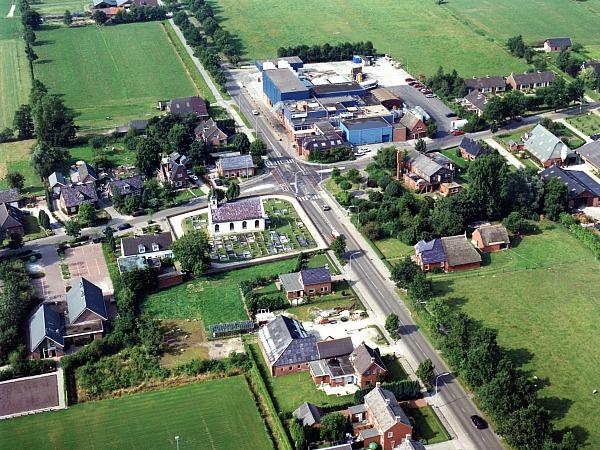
273, 362, 310, 376
445, 261, 481, 272
303, 282, 332, 296
393, 126, 407, 142
382, 422, 413, 450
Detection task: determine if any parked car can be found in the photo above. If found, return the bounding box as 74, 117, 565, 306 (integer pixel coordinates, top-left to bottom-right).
446, 112, 458, 118
213, 178, 223, 186
425, 93, 436, 98
118, 223, 132, 231
591, 133, 600, 141
405, 77, 416, 82
451, 129, 465, 136
470, 415, 488, 430
190, 175, 198, 181
413, 83, 423, 89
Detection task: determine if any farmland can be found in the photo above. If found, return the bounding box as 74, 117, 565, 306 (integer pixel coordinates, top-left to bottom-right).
431, 223, 600, 446
32, 0, 90, 15
0, 139, 45, 195
0, 378, 274, 450
33, 22, 197, 130
214, 0, 529, 77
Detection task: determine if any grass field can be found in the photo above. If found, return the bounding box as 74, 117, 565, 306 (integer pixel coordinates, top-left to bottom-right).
214, 0, 529, 77
0, 377, 274, 450
33, 22, 197, 130
566, 113, 600, 137
143, 258, 297, 330
431, 223, 600, 446
0, 0, 32, 129
0, 139, 45, 195
31, 0, 90, 14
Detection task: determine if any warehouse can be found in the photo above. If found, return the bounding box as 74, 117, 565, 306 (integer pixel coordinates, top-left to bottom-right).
311, 81, 366, 99
256, 56, 304, 72
263, 68, 310, 106
340, 117, 393, 145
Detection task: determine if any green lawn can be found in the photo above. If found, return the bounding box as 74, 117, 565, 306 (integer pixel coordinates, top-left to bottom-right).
440, 147, 470, 184
405, 405, 450, 445
249, 343, 352, 413
33, 22, 197, 130
143, 258, 297, 329
0, 378, 273, 450
69, 141, 137, 167
373, 237, 413, 262
284, 280, 362, 321
0, 139, 45, 195
32, 0, 90, 14
385, 356, 409, 382
566, 113, 600, 137
304, 252, 339, 274
431, 224, 600, 446
214, 0, 528, 77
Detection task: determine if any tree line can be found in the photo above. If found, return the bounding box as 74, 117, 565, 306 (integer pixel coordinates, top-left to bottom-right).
277, 41, 376, 63
92, 5, 167, 25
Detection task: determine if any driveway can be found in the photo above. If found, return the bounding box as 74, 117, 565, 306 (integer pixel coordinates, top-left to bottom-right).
387, 85, 455, 134
64, 243, 113, 296
31, 243, 65, 303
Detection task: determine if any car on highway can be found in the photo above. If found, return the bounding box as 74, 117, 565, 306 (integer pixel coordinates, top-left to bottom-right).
470, 415, 488, 430
451, 129, 465, 136
322, 204, 331, 211
251, 109, 259, 115
118, 223, 132, 231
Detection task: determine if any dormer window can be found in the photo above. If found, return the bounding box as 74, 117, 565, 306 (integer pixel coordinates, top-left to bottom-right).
151, 243, 159, 252
138, 244, 146, 254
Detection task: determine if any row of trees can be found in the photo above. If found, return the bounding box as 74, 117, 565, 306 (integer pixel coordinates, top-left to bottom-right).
93, 5, 166, 25
277, 41, 376, 63
426, 66, 466, 99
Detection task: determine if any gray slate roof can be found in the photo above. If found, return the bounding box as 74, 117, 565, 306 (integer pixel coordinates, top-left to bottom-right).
415, 238, 446, 264
406, 149, 453, 178
74, 162, 98, 183
293, 402, 323, 426
218, 154, 255, 171
510, 71, 556, 86
210, 197, 263, 223
300, 267, 331, 285
364, 387, 411, 431
464, 76, 505, 90
545, 37, 572, 48
525, 124, 572, 164
352, 343, 386, 375
194, 118, 227, 141
60, 184, 98, 208
28, 304, 64, 352
576, 141, 600, 170
464, 90, 489, 112
110, 175, 143, 196
279, 272, 303, 293
301, 132, 344, 151
317, 337, 354, 359
258, 315, 318, 366
460, 137, 488, 158
0, 188, 19, 205
121, 232, 173, 257
0, 204, 23, 230
66, 278, 108, 323
540, 166, 600, 199
441, 235, 482, 267
48, 171, 67, 188
168, 96, 208, 117
477, 225, 510, 246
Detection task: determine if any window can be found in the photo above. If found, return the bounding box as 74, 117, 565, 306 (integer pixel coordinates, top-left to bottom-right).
242, 221, 247, 229
230, 223, 234, 231
138, 244, 146, 254
387, 432, 393, 438
255, 220, 260, 228
215, 224, 220, 233
308, 289, 315, 294
289, 366, 292, 370
151, 243, 159, 252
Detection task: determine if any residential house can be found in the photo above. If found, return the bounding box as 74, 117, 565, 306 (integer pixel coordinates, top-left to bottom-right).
575, 141, 600, 172
540, 165, 600, 208
208, 196, 266, 236
109, 175, 143, 198
48, 171, 68, 196
157, 153, 190, 187
506, 71, 555, 91
120, 232, 174, 259
298, 132, 345, 159
523, 124, 575, 167
58, 184, 99, 215
63, 278, 108, 347
397, 149, 456, 193
310, 340, 387, 389
544, 37, 572, 53
464, 76, 506, 94
414, 235, 482, 272
581, 61, 600, 78
279, 267, 332, 301
0, 203, 24, 236
348, 386, 413, 450
160, 96, 209, 120
293, 402, 323, 427
257, 315, 319, 376
459, 137, 490, 161
70, 161, 98, 185
0, 188, 20, 207
28, 304, 64, 360
216, 154, 256, 178
472, 224, 510, 252
399, 111, 427, 140
194, 118, 228, 146
462, 90, 489, 118
397, 437, 426, 450
115, 119, 149, 134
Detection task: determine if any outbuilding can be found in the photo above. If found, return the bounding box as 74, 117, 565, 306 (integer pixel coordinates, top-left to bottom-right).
340, 117, 392, 145
472, 225, 510, 252
262, 68, 310, 106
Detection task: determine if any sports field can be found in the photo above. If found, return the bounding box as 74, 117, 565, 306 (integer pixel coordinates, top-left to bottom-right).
33, 22, 197, 130
0, 0, 32, 129
214, 0, 529, 77
0, 377, 274, 450
431, 224, 600, 446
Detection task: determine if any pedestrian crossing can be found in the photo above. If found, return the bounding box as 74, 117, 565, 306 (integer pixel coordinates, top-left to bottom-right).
265, 158, 293, 167
296, 194, 321, 202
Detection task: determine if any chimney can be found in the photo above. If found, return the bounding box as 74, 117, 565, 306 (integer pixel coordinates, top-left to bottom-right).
405, 433, 412, 441
385, 398, 391, 405
376, 381, 381, 388
371, 356, 375, 363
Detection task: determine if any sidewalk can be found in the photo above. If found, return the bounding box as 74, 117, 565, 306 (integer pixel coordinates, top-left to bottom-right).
484, 138, 525, 169
167, 19, 255, 141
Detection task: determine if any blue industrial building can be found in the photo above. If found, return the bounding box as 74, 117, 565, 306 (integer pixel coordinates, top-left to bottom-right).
340, 117, 393, 145
262, 68, 310, 106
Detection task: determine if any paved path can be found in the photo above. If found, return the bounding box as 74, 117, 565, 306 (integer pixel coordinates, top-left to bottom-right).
484, 138, 525, 169
6, 4, 15, 17
556, 118, 593, 143
167, 19, 254, 141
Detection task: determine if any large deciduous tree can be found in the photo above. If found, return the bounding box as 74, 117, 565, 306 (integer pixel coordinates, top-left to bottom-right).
135, 138, 162, 178
171, 230, 210, 275
32, 94, 76, 147
30, 142, 69, 180
13, 104, 34, 140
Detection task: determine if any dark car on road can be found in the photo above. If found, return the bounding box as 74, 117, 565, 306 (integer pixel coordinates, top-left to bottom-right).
470, 415, 488, 430
591, 133, 600, 141
118, 223, 132, 231
446, 112, 458, 118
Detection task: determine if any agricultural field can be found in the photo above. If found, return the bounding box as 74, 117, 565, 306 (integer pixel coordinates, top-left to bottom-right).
142, 258, 297, 330
214, 0, 529, 77
32, 0, 90, 15
0, 0, 32, 129
431, 223, 600, 447
0, 378, 274, 450
0, 139, 45, 195
566, 113, 600, 137
33, 22, 197, 130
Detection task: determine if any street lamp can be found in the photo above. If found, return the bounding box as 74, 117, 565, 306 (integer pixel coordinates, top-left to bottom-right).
175, 436, 180, 450
348, 251, 361, 272
435, 372, 451, 408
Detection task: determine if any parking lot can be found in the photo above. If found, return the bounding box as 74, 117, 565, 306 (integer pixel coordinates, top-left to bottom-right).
64, 244, 113, 297
388, 85, 455, 133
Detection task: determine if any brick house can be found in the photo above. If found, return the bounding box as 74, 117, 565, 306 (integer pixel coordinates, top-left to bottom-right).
258, 315, 318, 376
459, 137, 490, 161
194, 118, 228, 146
464, 76, 506, 94
309, 340, 387, 389
160, 96, 209, 120
543, 37, 572, 53
298, 132, 345, 159
216, 154, 255, 178
472, 225, 510, 252
506, 71, 555, 91
0, 203, 25, 236
397, 149, 456, 193
540, 165, 600, 208
279, 267, 332, 302
28, 304, 65, 360
108, 175, 143, 198
0, 188, 21, 208
157, 153, 191, 187
415, 235, 482, 272
523, 124, 575, 168
399, 112, 427, 140
349, 386, 413, 450
58, 184, 99, 215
